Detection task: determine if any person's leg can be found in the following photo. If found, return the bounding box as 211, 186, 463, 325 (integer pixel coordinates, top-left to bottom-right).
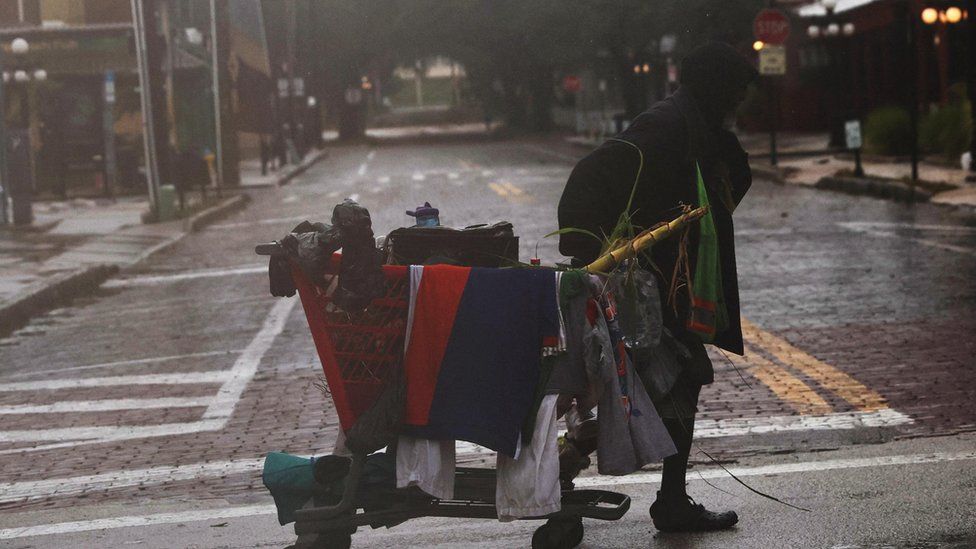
649, 372, 738, 532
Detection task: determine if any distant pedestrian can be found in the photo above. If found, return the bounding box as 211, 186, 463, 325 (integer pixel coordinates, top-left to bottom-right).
558, 41, 758, 533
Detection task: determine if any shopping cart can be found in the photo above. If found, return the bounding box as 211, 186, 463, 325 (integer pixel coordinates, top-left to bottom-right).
256, 243, 630, 549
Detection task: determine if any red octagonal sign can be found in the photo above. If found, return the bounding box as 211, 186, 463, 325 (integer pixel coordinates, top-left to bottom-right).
754, 8, 791, 45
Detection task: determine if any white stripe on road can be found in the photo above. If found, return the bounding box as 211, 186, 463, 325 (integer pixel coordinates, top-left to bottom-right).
0, 371, 230, 392
0, 299, 297, 453
4, 350, 242, 379
692, 408, 913, 439
0, 458, 264, 505
452, 410, 914, 459
367, 150, 376, 160
574, 449, 976, 489
104, 265, 266, 288
411, 172, 426, 181
4, 449, 976, 540
840, 221, 976, 233
0, 419, 227, 444
838, 223, 976, 257
203, 298, 297, 419
522, 144, 580, 163
0, 396, 213, 415
0, 504, 278, 540
357, 162, 368, 176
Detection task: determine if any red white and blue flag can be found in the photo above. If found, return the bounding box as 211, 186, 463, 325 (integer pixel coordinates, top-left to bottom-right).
402, 265, 559, 457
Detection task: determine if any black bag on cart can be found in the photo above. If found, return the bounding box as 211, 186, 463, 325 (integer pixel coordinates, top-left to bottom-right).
384, 222, 519, 267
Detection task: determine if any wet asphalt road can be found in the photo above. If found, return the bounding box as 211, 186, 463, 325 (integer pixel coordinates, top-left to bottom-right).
1, 134, 975, 548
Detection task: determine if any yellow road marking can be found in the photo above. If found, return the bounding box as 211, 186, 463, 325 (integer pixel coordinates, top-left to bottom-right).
741, 319, 888, 412
502, 182, 524, 196
488, 182, 509, 197
728, 347, 834, 415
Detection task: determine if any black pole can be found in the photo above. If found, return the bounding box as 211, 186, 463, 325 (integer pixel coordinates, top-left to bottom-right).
769, 77, 779, 166
854, 147, 865, 177
907, 2, 919, 188
967, 0, 976, 181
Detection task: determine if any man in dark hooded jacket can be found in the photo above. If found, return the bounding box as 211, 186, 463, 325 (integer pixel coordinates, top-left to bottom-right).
558, 42, 757, 532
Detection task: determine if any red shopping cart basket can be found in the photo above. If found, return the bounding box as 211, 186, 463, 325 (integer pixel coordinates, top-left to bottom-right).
290, 255, 409, 432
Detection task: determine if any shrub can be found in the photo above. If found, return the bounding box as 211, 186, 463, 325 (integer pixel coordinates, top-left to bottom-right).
864, 106, 914, 156
920, 100, 972, 160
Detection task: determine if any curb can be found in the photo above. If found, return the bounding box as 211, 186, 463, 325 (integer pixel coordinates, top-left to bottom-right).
749, 163, 786, 184
277, 148, 328, 186
0, 264, 118, 337
815, 175, 932, 203
1, 190, 255, 336
183, 193, 251, 233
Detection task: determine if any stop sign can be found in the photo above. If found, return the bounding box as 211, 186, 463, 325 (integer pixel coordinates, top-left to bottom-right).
753, 9, 791, 45
562, 75, 581, 93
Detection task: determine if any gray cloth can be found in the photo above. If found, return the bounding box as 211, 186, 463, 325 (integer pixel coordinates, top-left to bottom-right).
544, 271, 603, 406
591, 277, 677, 476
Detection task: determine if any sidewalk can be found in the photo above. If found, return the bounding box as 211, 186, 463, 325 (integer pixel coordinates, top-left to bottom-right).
566, 133, 976, 211
0, 153, 323, 336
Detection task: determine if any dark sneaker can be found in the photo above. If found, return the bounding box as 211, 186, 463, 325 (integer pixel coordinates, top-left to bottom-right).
649, 492, 738, 532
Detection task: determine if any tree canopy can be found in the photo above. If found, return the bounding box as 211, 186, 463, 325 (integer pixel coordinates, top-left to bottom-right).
305, 0, 764, 136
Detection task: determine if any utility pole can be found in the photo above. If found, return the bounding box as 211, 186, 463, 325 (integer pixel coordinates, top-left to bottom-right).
130, 0, 161, 214
209, 0, 223, 194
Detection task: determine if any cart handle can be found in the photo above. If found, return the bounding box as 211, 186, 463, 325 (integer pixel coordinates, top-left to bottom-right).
255, 241, 285, 256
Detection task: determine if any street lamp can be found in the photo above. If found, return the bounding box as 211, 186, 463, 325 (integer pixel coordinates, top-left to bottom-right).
10, 37, 28, 55
1, 37, 48, 225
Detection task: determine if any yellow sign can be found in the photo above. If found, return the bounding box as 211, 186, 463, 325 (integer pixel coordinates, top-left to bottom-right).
759, 45, 787, 76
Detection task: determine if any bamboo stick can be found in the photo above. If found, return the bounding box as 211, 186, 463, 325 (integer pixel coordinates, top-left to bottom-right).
584, 206, 708, 273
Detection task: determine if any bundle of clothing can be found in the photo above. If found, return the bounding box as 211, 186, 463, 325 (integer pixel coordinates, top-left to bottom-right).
267, 199, 385, 312
386, 263, 678, 521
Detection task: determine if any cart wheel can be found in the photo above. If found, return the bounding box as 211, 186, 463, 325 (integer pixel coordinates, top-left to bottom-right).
531, 517, 584, 549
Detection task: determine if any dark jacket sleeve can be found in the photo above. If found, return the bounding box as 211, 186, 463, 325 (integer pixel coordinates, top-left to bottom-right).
715, 129, 752, 207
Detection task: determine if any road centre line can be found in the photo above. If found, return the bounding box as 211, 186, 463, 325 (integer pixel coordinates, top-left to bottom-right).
741, 319, 889, 412
502, 182, 524, 196
728, 348, 833, 415
0, 396, 213, 415
0, 371, 230, 392
4, 350, 243, 379
104, 264, 266, 288
488, 182, 509, 196
4, 448, 972, 540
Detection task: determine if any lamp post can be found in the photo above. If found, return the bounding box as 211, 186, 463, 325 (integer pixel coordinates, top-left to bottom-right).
0, 37, 47, 225
919, 3, 970, 180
